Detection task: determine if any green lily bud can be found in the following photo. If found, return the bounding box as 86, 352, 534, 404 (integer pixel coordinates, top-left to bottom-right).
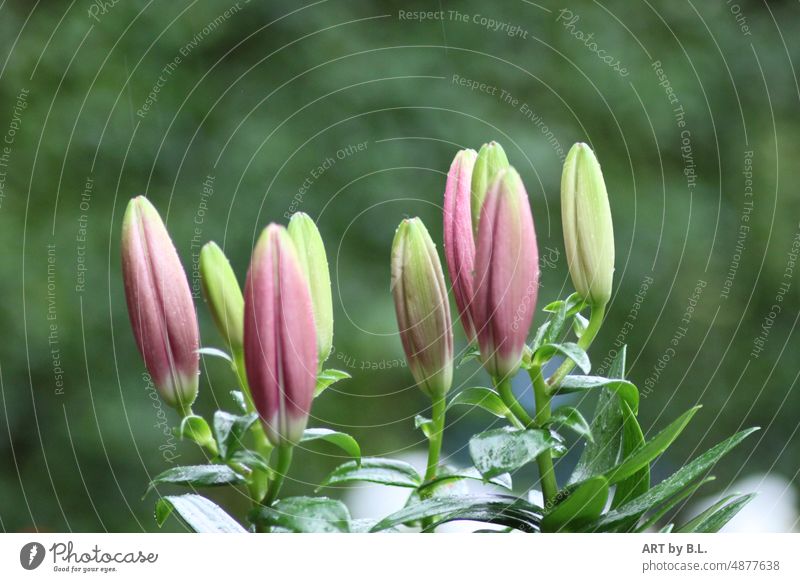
391, 218, 453, 399
470, 141, 509, 235
199, 242, 244, 352
561, 142, 615, 306
288, 212, 334, 366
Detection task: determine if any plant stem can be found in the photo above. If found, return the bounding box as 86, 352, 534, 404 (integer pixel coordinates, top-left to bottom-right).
424, 395, 447, 482
546, 302, 606, 391
263, 444, 293, 507
496, 376, 535, 428
529, 365, 558, 507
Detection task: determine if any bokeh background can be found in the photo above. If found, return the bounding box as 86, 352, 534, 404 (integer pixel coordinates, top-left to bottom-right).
1, 0, 798, 532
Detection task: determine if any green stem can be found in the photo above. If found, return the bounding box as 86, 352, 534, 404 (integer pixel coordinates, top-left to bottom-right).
424, 396, 446, 482
546, 302, 606, 391
496, 376, 535, 428
263, 444, 293, 507
530, 365, 558, 507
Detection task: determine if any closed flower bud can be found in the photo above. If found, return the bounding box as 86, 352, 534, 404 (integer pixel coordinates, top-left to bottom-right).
288, 212, 334, 367
200, 242, 244, 352
443, 148, 478, 340
391, 218, 453, 399
473, 168, 539, 379
470, 141, 509, 235
121, 196, 199, 412
561, 143, 615, 306
244, 224, 318, 446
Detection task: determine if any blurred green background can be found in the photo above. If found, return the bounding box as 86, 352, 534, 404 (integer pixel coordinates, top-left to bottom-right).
1, 0, 798, 532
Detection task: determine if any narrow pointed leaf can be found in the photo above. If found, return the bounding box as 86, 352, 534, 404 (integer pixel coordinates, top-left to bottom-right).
605, 407, 700, 485
155, 494, 246, 532
555, 375, 639, 414
301, 428, 361, 463
147, 465, 245, 494
535, 342, 590, 373
676, 493, 756, 533
315, 369, 351, 398
318, 458, 421, 489
448, 386, 511, 418
612, 400, 650, 509
548, 406, 593, 442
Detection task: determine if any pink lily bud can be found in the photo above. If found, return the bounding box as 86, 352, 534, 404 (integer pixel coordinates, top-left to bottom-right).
443, 148, 478, 340
121, 196, 199, 412
391, 218, 454, 399
243, 224, 318, 446
472, 168, 539, 379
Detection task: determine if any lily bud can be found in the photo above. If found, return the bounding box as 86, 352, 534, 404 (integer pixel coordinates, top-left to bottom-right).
470, 141, 509, 235
443, 148, 478, 340
199, 242, 244, 352
288, 212, 334, 366
121, 196, 199, 412
391, 218, 453, 399
561, 143, 615, 306
244, 224, 318, 446
473, 168, 539, 379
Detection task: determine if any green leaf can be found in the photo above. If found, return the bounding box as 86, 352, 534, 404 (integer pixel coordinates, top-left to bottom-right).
197, 346, 233, 363
213, 411, 258, 459
535, 342, 590, 373
659, 523, 674, 533
543, 300, 569, 345
155, 494, 246, 532
555, 375, 639, 414
318, 458, 421, 489
542, 476, 609, 532
178, 415, 216, 450
470, 427, 563, 480
635, 477, 716, 532
448, 386, 511, 418
370, 495, 542, 533
543, 293, 584, 316
604, 407, 700, 485
315, 369, 351, 398
529, 321, 551, 356
414, 415, 433, 439
590, 428, 759, 531
250, 496, 350, 533
458, 344, 481, 367
569, 347, 627, 485
230, 390, 247, 413
548, 406, 593, 443
147, 465, 245, 494
573, 313, 589, 339
301, 428, 361, 463
418, 467, 513, 496
230, 449, 271, 473
676, 493, 755, 533
612, 399, 650, 509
